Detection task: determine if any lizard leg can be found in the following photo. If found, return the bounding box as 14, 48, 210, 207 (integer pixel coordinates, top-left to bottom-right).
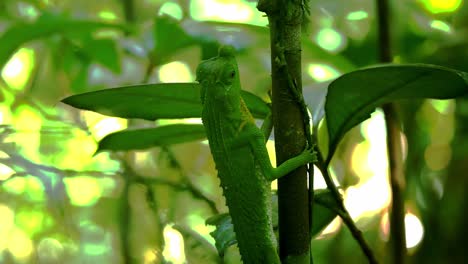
235, 124, 316, 181
260, 112, 273, 143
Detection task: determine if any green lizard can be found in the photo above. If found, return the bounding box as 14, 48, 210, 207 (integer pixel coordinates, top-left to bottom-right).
196, 45, 316, 263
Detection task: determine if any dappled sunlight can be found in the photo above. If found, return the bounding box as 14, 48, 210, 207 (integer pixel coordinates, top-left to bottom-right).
17, 2, 39, 19
158, 61, 193, 82
163, 225, 186, 264
191, 0, 266, 26
143, 247, 160, 264
346, 10, 369, 21
7, 227, 34, 262
90, 117, 127, 141
188, 214, 216, 244
308, 63, 340, 82
159, 2, 183, 20
60, 129, 97, 168
345, 173, 391, 219
316, 217, 342, 238
1, 48, 35, 91
11, 105, 42, 163
421, 100, 455, 172
315, 28, 346, 53
313, 165, 327, 190
430, 20, 453, 34
420, 0, 463, 13
37, 238, 65, 263
0, 204, 15, 250
15, 208, 51, 237
405, 212, 424, 249
379, 211, 424, 249
3, 176, 46, 202
79, 221, 113, 258
98, 10, 118, 21
64, 176, 103, 206
424, 144, 451, 171
346, 110, 390, 220
157, 117, 203, 127
429, 99, 454, 115
82, 111, 128, 140
0, 163, 15, 181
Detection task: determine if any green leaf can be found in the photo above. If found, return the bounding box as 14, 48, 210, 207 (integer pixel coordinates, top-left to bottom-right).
61, 83, 270, 120
311, 189, 339, 237
0, 14, 126, 68
205, 190, 339, 256
96, 124, 206, 153
325, 64, 468, 162
82, 38, 121, 73
205, 213, 237, 257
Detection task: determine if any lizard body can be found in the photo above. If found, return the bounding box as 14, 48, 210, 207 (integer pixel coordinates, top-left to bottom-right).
197, 46, 315, 263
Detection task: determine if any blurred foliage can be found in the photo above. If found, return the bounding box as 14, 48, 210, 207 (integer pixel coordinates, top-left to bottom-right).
0, 0, 467, 263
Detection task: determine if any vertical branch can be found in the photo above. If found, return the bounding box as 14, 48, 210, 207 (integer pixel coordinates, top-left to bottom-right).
376, 0, 407, 263
121, 0, 135, 24
257, 0, 310, 262
119, 0, 135, 262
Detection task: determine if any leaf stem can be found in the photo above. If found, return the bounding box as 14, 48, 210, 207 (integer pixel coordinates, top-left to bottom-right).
316, 156, 378, 264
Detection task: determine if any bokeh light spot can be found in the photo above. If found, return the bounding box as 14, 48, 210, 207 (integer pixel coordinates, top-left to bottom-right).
24, 176, 45, 202
143, 248, 160, 264
429, 99, 453, 114
159, 61, 193, 82
421, 0, 463, 13
347, 110, 390, 219
307, 64, 340, 82
347, 11, 368, 21
1, 48, 35, 91
16, 209, 46, 236
37, 238, 64, 263
3, 177, 26, 195
7, 227, 34, 262
92, 117, 127, 140
315, 28, 345, 53
430, 20, 452, 33
405, 213, 424, 248
191, 0, 266, 26
98, 10, 117, 21
12, 105, 42, 162
64, 176, 102, 206
18, 2, 39, 19
163, 225, 185, 264
159, 2, 183, 20
0, 163, 15, 181
424, 144, 451, 171
0, 204, 15, 249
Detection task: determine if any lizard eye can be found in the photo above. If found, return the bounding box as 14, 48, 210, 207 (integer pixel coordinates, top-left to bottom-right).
230, 70, 235, 78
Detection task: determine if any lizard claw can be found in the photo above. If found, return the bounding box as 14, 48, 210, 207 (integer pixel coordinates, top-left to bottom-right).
301, 144, 317, 163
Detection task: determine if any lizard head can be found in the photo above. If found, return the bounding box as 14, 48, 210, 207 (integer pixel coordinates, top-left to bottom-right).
196, 45, 241, 104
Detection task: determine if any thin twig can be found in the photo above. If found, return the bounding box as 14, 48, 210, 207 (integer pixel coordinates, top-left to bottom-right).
316, 161, 378, 264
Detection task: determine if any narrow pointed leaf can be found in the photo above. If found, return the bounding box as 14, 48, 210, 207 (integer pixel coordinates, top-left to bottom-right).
96, 124, 206, 153
62, 83, 269, 120
325, 64, 468, 162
